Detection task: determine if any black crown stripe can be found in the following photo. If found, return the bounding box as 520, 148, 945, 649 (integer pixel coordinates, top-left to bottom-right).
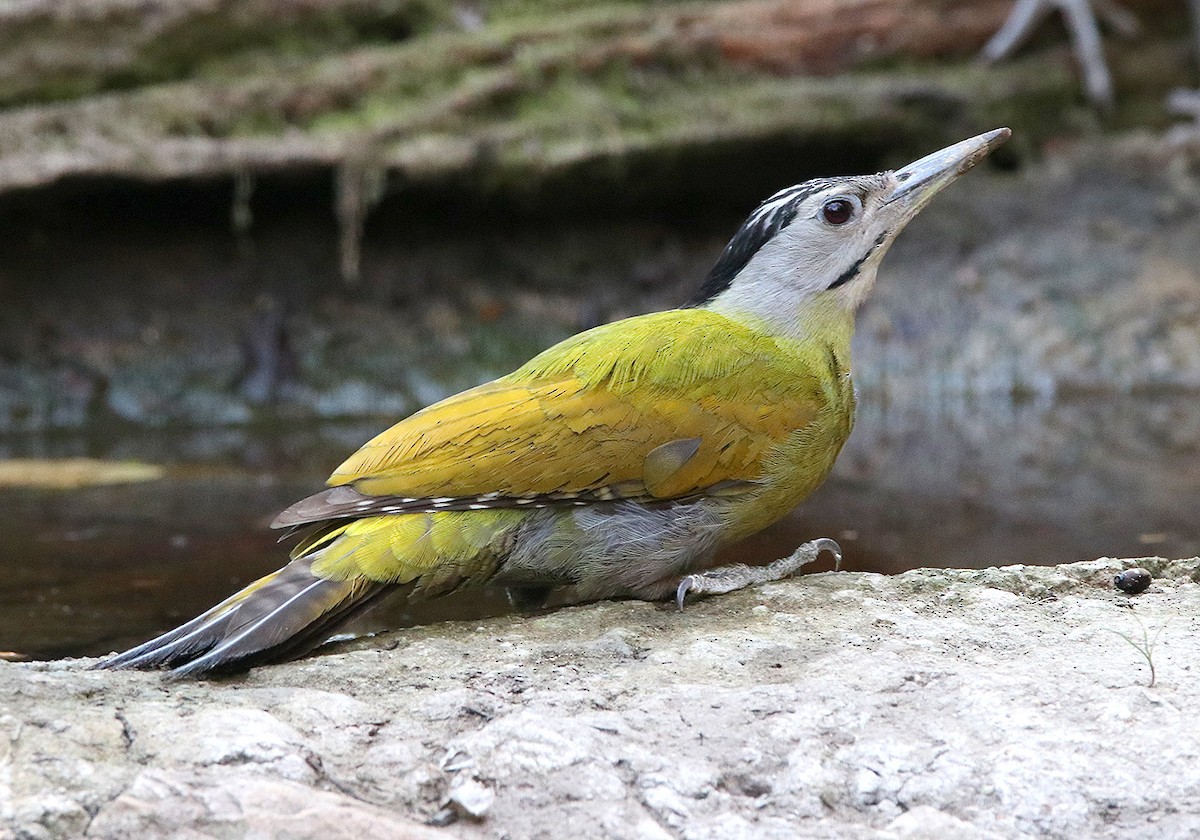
686, 180, 837, 307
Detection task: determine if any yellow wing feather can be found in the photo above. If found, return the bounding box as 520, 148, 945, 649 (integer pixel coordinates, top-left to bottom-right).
329, 309, 834, 503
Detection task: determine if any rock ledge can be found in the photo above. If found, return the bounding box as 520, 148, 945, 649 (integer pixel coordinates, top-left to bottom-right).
3, 556, 1198, 839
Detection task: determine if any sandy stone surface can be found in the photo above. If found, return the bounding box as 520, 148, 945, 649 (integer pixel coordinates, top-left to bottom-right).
3, 555, 1198, 839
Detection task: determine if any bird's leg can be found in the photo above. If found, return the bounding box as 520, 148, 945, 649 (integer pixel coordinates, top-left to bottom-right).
675, 538, 842, 610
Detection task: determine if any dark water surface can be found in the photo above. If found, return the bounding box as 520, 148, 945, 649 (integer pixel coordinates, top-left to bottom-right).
3, 393, 1197, 660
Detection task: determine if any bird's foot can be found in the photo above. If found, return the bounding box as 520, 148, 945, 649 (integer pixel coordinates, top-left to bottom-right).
675, 538, 842, 611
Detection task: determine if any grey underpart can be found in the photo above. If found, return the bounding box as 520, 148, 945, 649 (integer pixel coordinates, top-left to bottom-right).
981, 0, 1140, 108
493, 498, 729, 601
674, 537, 843, 610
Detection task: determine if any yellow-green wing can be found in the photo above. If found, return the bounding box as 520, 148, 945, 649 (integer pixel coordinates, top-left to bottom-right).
327, 309, 832, 504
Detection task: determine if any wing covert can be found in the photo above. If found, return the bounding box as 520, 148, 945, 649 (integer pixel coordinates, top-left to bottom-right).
317, 309, 832, 514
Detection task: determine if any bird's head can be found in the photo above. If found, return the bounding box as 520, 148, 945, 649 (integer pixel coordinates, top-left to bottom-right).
689, 128, 1010, 338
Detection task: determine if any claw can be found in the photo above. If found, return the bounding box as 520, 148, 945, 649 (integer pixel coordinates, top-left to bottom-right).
812, 537, 843, 572
675, 576, 697, 611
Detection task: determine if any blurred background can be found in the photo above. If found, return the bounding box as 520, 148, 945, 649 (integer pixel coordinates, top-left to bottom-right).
1, 0, 1198, 660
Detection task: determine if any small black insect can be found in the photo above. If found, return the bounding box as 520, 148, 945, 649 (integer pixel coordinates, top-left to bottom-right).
1114, 568, 1152, 595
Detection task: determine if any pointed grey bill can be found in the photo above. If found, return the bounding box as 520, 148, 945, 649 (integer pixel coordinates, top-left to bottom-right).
884, 128, 1011, 212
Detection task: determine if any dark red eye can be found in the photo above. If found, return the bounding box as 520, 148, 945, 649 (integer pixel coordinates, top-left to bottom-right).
822, 198, 855, 225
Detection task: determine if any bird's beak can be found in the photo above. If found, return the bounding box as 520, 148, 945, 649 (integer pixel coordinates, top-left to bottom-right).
884, 128, 1011, 214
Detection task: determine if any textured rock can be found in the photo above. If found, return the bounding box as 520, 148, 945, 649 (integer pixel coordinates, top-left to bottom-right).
3, 555, 1198, 839
87, 770, 447, 840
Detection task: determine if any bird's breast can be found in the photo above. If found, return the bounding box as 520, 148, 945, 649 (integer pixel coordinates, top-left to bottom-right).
719, 366, 855, 543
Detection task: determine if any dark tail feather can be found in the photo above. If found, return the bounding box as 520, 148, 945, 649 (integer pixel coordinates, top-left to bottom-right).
98, 560, 390, 677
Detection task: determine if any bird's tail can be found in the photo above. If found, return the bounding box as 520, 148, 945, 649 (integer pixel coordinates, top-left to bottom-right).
98, 557, 390, 677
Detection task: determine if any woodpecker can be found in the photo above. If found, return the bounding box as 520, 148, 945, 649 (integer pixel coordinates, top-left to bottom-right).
102, 128, 1011, 677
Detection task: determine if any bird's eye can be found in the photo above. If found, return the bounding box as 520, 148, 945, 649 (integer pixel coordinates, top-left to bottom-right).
821, 197, 857, 226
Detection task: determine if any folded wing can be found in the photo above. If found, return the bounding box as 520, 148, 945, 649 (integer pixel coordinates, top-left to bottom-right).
275, 309, 829, 528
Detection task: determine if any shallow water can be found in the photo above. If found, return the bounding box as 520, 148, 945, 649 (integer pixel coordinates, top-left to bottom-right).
2, 393, 1196, 660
